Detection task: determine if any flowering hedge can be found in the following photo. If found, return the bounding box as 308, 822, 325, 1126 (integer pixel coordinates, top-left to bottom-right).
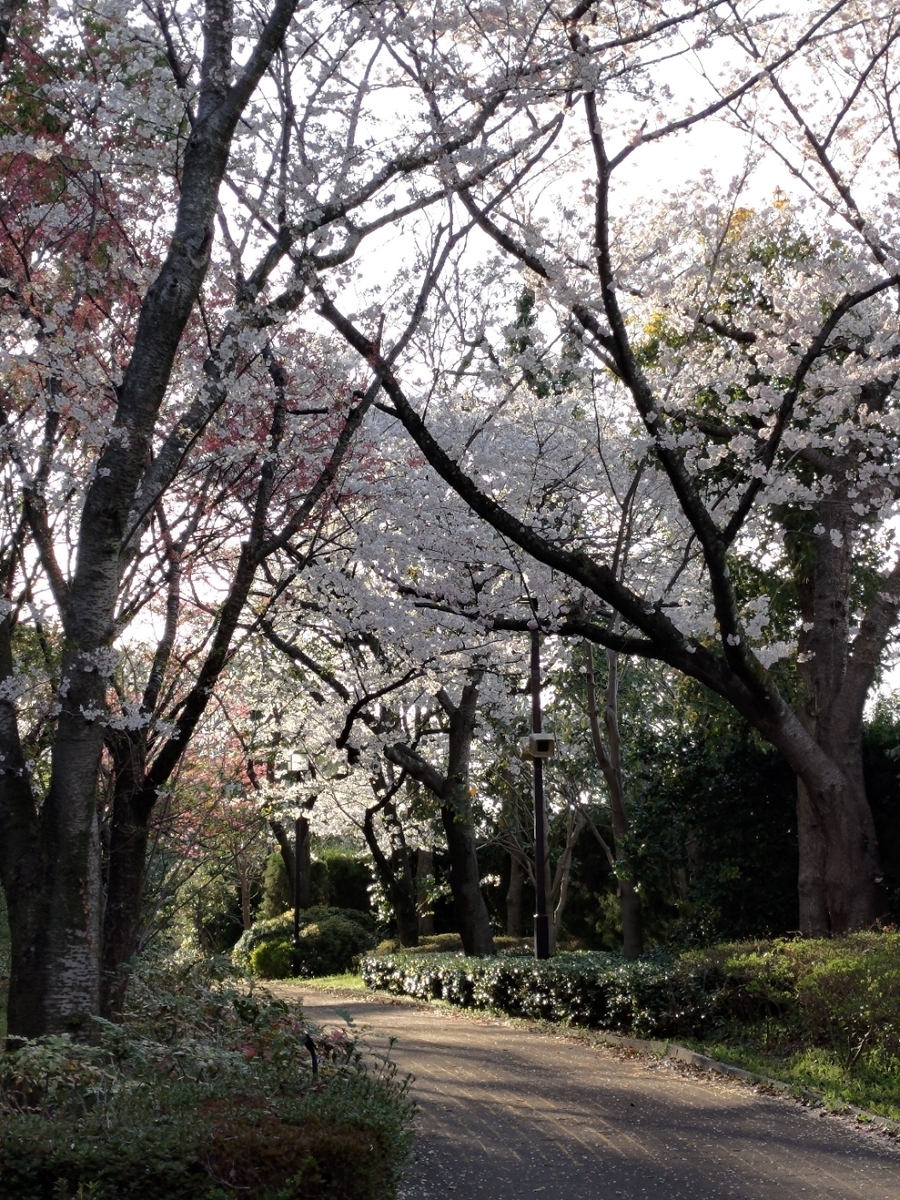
362, 933, 900, 1056
361, 949, 729, 1039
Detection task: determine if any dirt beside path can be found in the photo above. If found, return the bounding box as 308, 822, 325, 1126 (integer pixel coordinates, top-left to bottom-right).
277, 987, 900, 1200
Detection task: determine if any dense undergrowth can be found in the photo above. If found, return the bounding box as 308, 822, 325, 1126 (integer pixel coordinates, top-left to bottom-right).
0, 956, 414, 1199
362, 932, 900, 1119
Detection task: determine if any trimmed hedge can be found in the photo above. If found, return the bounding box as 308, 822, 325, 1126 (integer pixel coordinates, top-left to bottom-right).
362, 932, 900, 1056
362, 949, 727, 1038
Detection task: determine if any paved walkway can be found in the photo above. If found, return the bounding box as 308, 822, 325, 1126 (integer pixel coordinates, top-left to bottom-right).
280, 988, 900, 1200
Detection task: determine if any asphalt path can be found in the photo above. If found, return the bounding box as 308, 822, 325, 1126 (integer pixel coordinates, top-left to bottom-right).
279, 988, 900, 1200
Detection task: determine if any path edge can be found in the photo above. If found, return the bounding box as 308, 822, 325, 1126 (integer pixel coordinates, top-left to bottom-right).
595, 1029, 900, 1137
281, 982, 900, 1139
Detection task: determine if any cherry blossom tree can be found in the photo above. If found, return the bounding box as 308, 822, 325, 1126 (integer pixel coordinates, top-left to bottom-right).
0, 0, 568, 1037
315, 0, 900, 934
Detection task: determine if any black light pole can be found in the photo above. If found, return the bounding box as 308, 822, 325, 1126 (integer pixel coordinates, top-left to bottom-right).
293, 813, 302, 949
289, 752, 303, 950
530, 617, 550, 961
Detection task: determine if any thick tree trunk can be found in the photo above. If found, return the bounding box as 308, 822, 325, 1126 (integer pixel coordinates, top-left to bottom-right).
0, 662, 48, 1041
799, 759, 883, 934
38, 714, 104, 1034
763, 702, 885, 934
3, 859, 48, 1044
787, 499, 888, 934
440, 798, 494, 956
385, 675, 494, 956
796, 781, 828, 935
100, 792, 151, 1020
506, 850, 524, 937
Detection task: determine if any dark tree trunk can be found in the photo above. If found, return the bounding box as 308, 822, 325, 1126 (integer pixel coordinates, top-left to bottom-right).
271, 819, 296, 898
787, 498, 888, 934
619, 877, 643, 960
2, 829, 47, 1043
506, 850, 524, 937
762, 701, 885, 935
296, 816, 311, 910
363, 799, 419, 947
100, 793, 152, 1019
416, 846, 435, 936
384, 675, 495, 956
0, 627, 48, 1041
440, 799, 494, 956
796, 781, 828, 935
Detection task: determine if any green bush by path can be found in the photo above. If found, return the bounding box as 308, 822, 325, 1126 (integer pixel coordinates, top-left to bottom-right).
236, 908, 378, 980
259, 852, 292, 920
363, 948, 728, 1038
0, 956, 413, 1200
362, 932, 900, 1118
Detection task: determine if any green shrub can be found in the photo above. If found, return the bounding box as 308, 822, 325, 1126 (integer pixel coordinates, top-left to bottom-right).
318, 852, 372, 912
234, 908, 377, 971
295, 917, 376, 977
258, 853, 291, 920
249, 938, 295, 981
0, 956, 413, 1200
245, 913, 378, 980
794, 945, 900, 1067
362, 932, 900, 1057
362, 948, 728, 1038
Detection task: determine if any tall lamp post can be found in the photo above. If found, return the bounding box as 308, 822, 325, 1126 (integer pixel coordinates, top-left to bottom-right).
519, 608, 555, 961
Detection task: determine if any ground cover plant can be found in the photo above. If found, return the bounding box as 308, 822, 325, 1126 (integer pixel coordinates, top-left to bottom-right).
362, 932, 900, 1119
0, 956, 413, 1200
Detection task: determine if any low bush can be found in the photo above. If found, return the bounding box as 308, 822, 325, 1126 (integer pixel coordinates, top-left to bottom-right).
362, 948, 729, 1038
241, 910, 378, 980
235, 908, 378, 977
0, 956, 413, 1200
362, 931, 900, 1058
249, 937, 295, 981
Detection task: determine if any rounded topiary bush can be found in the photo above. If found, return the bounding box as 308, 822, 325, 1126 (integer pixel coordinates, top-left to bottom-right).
249, 937, 295, 980
238, 908, 378, 978
295, 915, 377, 977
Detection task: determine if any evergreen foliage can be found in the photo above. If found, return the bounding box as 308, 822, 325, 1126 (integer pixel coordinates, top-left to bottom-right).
0, 957, 413, 1199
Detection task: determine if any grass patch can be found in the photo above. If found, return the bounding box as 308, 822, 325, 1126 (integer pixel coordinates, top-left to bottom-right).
684, 1036, 900, 1121
298, 973, 367, 991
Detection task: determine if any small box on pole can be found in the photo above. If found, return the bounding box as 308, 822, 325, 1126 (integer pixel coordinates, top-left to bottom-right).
518, 733, 556, 760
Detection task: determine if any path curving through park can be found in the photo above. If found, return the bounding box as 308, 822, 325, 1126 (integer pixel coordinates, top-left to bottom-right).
279, 988, 900, 1200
